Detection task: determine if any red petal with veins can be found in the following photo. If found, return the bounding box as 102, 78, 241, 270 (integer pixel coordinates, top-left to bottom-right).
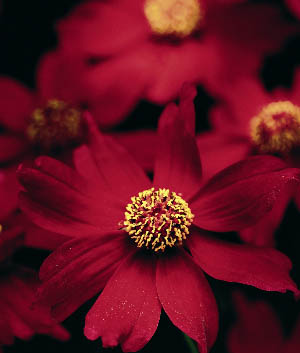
84, 252, 161, 352
156, 250, 218, 353
18, 162, 123, 237
190, 156, 300, 232
154, 92, 202, 199
39, 232, 129, 321
188, 229, 298, 294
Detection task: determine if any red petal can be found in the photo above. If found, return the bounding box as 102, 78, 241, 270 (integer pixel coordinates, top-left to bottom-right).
18, 160, 123, 237
36, 50, 89, 107
239, 186, 293, 246
156, 250, 218, 353
145, 40, 221, 104
178, 83, 197, 136
39, 232, 128, 321
84, 252, 161, 352
75, 48, 153, 128
227, 292, 284, 353
190, 156, 300, 232
197, 132, 250, 181
0, 77, 35, 132
154, 100, 202, 199
0, 166, 19, 221
0, 225, 24, 262
0, 269, 69, 343
24, 220, 69, 251
0, 134, 28, 163
286, 0, 300, 19
78, 113, 151, 202
109, 130, 157, 172
209, 3, 297, 86
285, 315, 300, 353
210, 77, 271, 135
58, 0, 148, 57
187, 229, 298, 293
294, 187, 300, 212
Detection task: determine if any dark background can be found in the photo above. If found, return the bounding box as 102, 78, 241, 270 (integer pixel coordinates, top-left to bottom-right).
1, 0, 300, 352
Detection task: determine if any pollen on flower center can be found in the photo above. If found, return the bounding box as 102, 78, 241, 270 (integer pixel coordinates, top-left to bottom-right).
123, 187, 194, 253
27, 99, 83, 152
250, 101, 300, 154
144, 0, 203, 38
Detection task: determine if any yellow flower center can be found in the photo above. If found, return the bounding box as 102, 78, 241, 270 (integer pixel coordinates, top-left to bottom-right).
123, 187, 194, 253
144, 0, 203, 38
250, 101, 300, 154
27, 100, 83, 152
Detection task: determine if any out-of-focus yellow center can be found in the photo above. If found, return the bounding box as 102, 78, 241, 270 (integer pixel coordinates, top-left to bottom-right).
144, 0, 203, 38
27, 100, 83, 152
250, 101, 300, 154
123, 187, 194, 253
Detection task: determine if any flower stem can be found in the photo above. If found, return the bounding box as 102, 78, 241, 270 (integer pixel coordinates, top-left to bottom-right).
183, 333, 198, 353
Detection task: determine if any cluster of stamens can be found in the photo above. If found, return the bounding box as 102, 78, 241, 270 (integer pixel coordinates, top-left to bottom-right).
123, 188, 194, 253
250, 101, 300, 154
27, 99, 83, 152
144, 0, 203, 38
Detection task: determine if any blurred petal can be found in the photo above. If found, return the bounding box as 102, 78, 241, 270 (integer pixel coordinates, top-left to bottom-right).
0, 77, 34, 131
227, 292, 283, 353
0, 269, 69, 344
197, 132, 250, 181
146, 40, 221, 104
285, 315, 300, 353
0, 167, 19, 222
58, 0, 148, 57
286, 0, 300, 19
110, 129, 157, 172
0, 135, 28, 163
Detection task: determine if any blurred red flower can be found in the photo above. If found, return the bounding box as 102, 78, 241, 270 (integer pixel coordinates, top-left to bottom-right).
0, 75, 153, 249
44, 0, 296, 127
0, 225, 69, 352
18, 85, 300, 352
228, 292, 300, 353
196, 73, 300, 246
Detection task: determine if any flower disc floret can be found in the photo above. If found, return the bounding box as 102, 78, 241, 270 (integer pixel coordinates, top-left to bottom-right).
27, 99, 83, 152
144, 0, 203, 38
250, 101, 300, 154
123, 187, 194, 252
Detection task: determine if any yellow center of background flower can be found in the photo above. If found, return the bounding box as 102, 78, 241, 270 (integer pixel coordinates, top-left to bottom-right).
27, 99, 83, 152
123, 187, 194, 253
250, 101, 300, 154
144, 0, 203, 38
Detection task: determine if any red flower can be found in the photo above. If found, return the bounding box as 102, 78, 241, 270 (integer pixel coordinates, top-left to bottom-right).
0, 75, 154, 249
42, 0, 296, 127
228, 292, 300, 353
196, 74, 300, 246
0, 225, 70, 351
18, 85, 300, 352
